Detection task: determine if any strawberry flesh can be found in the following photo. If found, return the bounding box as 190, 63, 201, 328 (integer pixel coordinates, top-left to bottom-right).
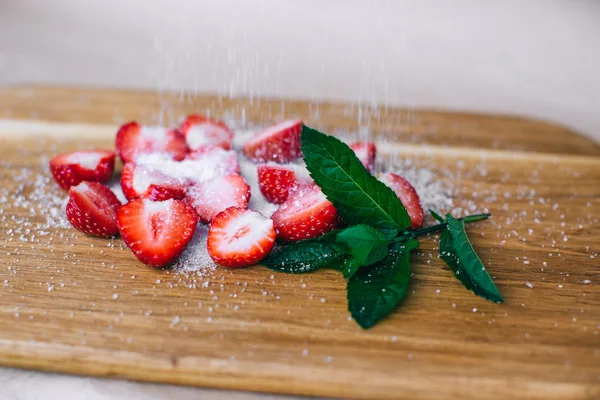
257, 164, 311, 204
49, 150, 115, 190
185, 175, 250, 223
207, 207, 276, 268
350, 142, 376, 172
379, 172, 424, 229
116, 122, 187, 164
66, 181, 122, 237
271, 185, 340, 242
117, 198, 199, 267
242, 120, 303, 163
180, 115, 233, 152
120, 163, 186, 201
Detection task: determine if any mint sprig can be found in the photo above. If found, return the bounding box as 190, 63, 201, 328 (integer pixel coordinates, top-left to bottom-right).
262, 125, 503, 329
301, 125, 410, 238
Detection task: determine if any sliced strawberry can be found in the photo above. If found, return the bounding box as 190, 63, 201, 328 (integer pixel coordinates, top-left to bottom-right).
350, 142, 376, 172
116, 122, 187, 164
257, 164, 314, 204
120, 163, 186, 201
379, 172, 424, 229
207, 207, 276, 268
185, 147, 240, 175
271, 185, 340, 242
180, 115, 233, 152
49, 150, 115, 190
66, 181, 122, 237
242, 120, 303, 163
117, 198, 199, 267
185, 175, 250, 223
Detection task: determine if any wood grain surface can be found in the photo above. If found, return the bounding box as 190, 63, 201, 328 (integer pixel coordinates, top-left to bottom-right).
0, 86, 599, 400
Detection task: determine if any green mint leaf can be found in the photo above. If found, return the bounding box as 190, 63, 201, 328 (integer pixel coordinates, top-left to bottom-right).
341, 257, 362, 279
336, 224, 390, 270
429, 209, 445, 223
443, 214, 504, 303
262, 241, 347, 274
347, 238, 419, 329
301, 125, 410, 238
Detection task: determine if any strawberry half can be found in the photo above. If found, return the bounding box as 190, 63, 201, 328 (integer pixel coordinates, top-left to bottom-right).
65, 181, 122, 237
49, 150, 115, 190
207, 207, 276, 268
116, 122, 187, 164
242, 120, 303, 163
185, 147, 240, 175
271, 185, 340, 242
185, 175, 250, 223
257, 164, 313, 204
350, 142, 376, 172
120, 163, 186, 201
117, 198, 199, 267
379, 172, 424, 229
179, 115, 233, 152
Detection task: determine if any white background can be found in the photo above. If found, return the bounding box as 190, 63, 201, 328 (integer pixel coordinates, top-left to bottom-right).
0, 1, 598, 399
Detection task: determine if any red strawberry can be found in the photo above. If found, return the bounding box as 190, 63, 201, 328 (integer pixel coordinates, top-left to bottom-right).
117, 198, 199, 267
271, 185, 340, 242
242, 120, 303, 163
379, 172, 424, 229
65, 181, 122, 237
350, 142, 376, 172
207, 207, 276, 268
116, 122, 187, 164
179, 115, 233, 152
120, 163, 186, 201
185, 147, 240, 175
49, 150, 115, 190
185, 175, 250, 223
257, 164, 311, 204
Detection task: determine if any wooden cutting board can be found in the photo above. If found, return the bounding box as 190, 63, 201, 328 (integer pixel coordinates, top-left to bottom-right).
0, 86, 599, 400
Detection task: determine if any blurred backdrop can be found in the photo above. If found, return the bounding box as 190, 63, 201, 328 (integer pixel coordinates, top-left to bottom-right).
0, 0, 599, 139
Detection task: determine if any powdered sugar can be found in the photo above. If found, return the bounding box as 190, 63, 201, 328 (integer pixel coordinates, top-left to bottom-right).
64, 151, 103, 170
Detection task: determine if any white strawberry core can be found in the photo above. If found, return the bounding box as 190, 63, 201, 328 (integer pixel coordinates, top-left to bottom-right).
186, 124, 227, 150
65, 152, 103, 170
250, 119, 299, 142
217, 210, 273, 253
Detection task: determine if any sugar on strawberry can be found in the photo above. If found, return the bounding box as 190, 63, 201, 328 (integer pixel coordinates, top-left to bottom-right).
66, 181, 122, 237
207, 207, 276, 268
49, 150, 115, 190
271, 185, 340, 242
116, 121, 187, 164
379, 172, 424, 229
120, 162, 186, 201
179, 114, 233, 152
350, 142, 376, 172
185, 175, 250, 223
185, 147, 240, 175
243, 120, 303, 163
117, 198, 199, 267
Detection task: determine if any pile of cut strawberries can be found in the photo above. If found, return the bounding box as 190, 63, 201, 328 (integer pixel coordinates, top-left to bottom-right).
49, 116, 424, 269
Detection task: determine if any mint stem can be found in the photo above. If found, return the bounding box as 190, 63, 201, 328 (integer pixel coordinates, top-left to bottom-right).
393, 213, 490, 242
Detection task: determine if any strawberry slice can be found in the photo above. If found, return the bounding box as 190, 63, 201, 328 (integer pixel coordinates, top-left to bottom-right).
350, 142, 376, 172
49, 150, 115, 190
271, 185, 340, 242
379, 172, 424, 229
66, 181, 122, 237
179, 115, 233, 152
185, 175, 250, 223
185, 147, 240, 175
242, 120, 303, 163
120, 163, 186, 201
117, 198, 199, 267
257, 164, 313, 204
116, 122, 187, 164
207, 207, 276, 268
